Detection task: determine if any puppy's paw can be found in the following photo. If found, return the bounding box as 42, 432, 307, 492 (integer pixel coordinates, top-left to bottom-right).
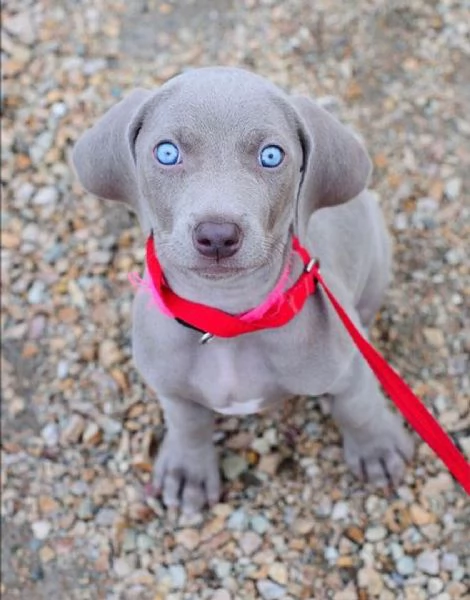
153, 435, 221, 514
342, 413, 414, 487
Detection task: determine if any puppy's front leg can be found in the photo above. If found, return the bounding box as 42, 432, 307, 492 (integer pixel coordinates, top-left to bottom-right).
153, 397, 220, 513
330, 351, 414, 486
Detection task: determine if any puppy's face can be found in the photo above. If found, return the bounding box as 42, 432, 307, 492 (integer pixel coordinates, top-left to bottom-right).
132, 72, 305, 279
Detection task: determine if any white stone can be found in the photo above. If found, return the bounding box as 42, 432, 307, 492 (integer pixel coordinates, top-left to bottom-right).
32, 520, 51, 540
416, 550, 440, 575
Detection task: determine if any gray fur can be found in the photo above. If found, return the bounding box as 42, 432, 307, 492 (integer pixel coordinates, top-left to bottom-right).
73, 67, 413, 513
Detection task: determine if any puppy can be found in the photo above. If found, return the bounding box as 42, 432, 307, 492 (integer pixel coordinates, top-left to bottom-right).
73, 67, 413, 513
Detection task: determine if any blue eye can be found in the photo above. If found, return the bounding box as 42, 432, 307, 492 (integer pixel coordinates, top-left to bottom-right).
154, 142, 181, 165
259, 145, 284, 168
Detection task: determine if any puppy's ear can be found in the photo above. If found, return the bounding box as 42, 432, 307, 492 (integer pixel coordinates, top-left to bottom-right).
291, 95, 372, 237
72, 89, 151, 205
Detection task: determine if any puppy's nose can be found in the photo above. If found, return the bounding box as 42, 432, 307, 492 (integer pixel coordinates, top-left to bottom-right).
193, 222, 242, 259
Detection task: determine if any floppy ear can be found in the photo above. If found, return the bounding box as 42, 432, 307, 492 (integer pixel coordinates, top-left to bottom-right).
72, 89, 152, 206
290, 95, 372, 238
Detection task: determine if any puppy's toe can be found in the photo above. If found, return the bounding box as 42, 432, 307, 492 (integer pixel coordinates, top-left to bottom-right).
343, 415, 415, 488
152, 435, 221, 512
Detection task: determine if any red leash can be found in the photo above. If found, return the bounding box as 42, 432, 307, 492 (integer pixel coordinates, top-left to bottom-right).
314, 268, 470, 495
143, 235, 470, 494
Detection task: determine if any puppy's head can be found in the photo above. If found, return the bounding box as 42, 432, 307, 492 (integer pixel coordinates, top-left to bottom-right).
73, 67, 371, 280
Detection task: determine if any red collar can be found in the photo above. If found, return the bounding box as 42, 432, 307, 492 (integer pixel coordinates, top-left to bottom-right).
146, 234, 319, 341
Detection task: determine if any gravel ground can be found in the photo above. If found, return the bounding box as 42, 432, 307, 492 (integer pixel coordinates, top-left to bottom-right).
1, 0, 469, 598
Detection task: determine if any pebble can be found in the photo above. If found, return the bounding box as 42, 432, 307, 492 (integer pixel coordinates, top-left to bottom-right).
27, 280, 46, 304
416, 550, 440, 575
168, 564, 186, 589
175, 528, 200, 551
358, 567, 384, 595
210, 590, 231, 600
221, 454, 248, 480
428, 578, 444, 595
32, 520, 51, 540
396, 556, 416, 576
440, 553, 459, 572
212, 559, 232, 579
77, 498, 95, 521
331, 501, 349, 520
365, 525, 387, 542
33, 186, 59, 205
445, 177, 462, 199
61, 414, 86, 444
268, 562, 288, 585
113, 557, 133, 578
41, 422, 59, 447
324, 546, 339, 562
256, 579, 286, 600
239, 531, 262, 555
251, 515, 270, 534
227, 508, 248, 530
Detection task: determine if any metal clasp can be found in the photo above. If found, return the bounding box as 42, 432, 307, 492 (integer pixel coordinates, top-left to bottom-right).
199, 332, 215, 345
304, 258, 320, 273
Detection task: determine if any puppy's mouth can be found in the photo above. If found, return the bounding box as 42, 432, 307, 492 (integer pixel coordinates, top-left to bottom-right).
191, 264, 249, 280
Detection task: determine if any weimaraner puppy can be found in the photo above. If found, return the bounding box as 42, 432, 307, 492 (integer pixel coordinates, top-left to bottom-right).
73, 67, 414, 513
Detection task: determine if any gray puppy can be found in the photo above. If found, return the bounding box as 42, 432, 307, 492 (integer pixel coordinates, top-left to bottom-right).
73, 67, 414, 513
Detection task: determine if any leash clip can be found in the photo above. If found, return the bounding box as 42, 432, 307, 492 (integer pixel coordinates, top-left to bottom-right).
199, 332, 215, 345
305, 257, 320, 273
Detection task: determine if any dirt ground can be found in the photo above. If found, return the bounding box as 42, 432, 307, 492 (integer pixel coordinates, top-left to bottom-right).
2, 0, 469, 599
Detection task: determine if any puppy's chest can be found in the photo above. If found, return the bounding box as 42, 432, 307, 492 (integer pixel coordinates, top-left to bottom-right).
187, 343, 287, 415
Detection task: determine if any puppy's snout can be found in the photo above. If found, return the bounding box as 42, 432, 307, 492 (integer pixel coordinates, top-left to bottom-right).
193, 222, 242, 259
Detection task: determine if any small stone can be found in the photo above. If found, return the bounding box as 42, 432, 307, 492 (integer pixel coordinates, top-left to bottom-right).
77, 498, 95, 521
256, 579, 286, 600
168, 564, 186, 589
3, 11, 37, 44
175, 528, 200, 551
268, 562, 288, 585
136, 533, 154, 551
365, 525, 387, 542
33, 186, 59, 205
251, 515, 270, 534
61, 414, 86, 444
113, 557, 133, 578
57, 360, 69, 379
344, 525, 365, 545
38, 496, 60, 515
394, 212, 408, 230
212, 559, 232, 579
358, 567, 384, 595
41, 422, 59, 447
82, 422, 102, 446
28, 281, 46, 304
396, 556, 416, 576
440, 553, 459, 571
227, 508, 248, 530
428, 578, 444, 595
39, 545, 56, 563
324, 546, 339, 562
211, 590, 231, 600
423, 328, 445, 348
416, 550, 440, 575
421, 473, 454, 496
331, 501, 349, 520
239, 531, 262, 555
98, 340, 122, 368
409, 504, 435, 526
445, 177, 462, 199
257, 453, 282, 475
221, 454, 247, 480
293, 518, 314, 535
32, 520, 51, 540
